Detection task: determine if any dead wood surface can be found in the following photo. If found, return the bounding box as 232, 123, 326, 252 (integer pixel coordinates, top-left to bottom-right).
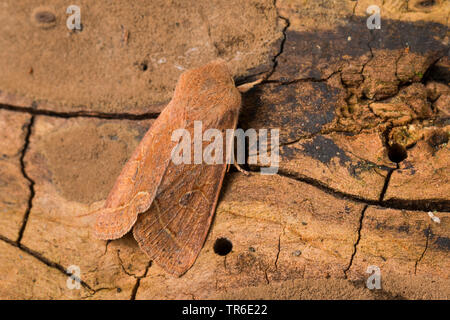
0, 0, 449, 299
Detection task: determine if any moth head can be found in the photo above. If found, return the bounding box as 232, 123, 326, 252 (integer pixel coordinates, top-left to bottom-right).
172, 59, 241, 118
176, 59, 236, 96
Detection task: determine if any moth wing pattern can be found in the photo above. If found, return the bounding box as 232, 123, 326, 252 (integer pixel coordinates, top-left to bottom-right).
94, 59, 242, 276
93, 99, 186, 240
132, 162, 226, 276
132, 60, 242, 276
133, 107, 240, 276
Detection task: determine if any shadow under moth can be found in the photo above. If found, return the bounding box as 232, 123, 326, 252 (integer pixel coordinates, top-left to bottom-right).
93, 59, 258, 276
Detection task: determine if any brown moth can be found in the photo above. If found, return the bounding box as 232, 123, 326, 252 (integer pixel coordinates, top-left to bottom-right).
93, 59, 253, 276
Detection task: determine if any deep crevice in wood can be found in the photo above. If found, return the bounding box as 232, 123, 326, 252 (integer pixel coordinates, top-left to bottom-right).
344, 205, 368, 276
0, 103, 160, 120
16, 115, 35, 244
247, 168, 450, 212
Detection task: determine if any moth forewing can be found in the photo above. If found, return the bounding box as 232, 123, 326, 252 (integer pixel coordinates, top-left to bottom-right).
93, 60, 242, 276
93, 100, 183, 240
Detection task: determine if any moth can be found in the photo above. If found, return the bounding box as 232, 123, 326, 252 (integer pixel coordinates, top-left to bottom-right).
93, 59, 258, 276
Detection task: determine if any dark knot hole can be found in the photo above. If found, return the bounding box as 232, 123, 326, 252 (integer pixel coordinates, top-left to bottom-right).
213, 237, 232, 256
388, 143, 407, 163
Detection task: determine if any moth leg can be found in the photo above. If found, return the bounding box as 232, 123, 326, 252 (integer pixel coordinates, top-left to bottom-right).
237, 78, 263, 93
232, 149, 250, 175
233, 162, 250, 175
229, 147, 250, 175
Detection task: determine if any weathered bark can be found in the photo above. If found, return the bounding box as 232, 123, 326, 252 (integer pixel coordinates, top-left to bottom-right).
0, 0, 448, 299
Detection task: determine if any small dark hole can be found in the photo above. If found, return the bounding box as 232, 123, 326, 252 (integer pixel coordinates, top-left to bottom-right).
419, 0, 435, 7
214, 237, 232, 256
35, 11, 56, 24
139, 63, 148, 71
388, 143, 407, 163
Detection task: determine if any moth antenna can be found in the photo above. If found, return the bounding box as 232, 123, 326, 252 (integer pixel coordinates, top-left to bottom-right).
34, 207, 104, 228
73, 206, 105, 218
41, 216, 93, 228
236, 78, 263, 93
79, 191, 151, 219
43, 199, 137, 228
69, 204, 119, 220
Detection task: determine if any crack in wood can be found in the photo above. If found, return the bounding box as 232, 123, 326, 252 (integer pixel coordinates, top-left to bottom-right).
247, 169, 450, 212
0, 234, 94, 293
130, 260, 152, 300
414, 226, 431, 274
344, 205, 368, 277
16, 115, 35, 244
264, 0, 290, 81
0, 103, 160, 120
